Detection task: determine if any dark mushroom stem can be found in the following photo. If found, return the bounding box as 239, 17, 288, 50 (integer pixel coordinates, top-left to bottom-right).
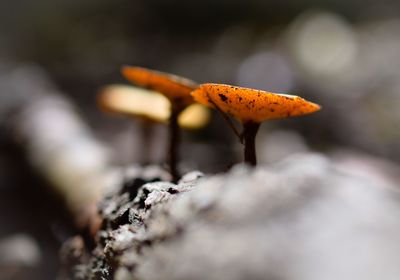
168, 104, 182, 182
242, 121, 260, 166
206, 95, 260, 165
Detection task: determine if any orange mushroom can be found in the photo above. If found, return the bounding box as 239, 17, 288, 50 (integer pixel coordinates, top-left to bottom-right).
191, 83, 321, 166
121, 66, 198, 181
121, 66, 197, 110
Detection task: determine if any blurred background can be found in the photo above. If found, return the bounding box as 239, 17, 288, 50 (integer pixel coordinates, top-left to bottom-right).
1, 0, 400, 278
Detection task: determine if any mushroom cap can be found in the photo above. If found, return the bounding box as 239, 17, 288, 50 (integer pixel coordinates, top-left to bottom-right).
179, 103, 210, 129
191, 83, 321, 123
99, 85, 169, 122
98, 85, 210, 129
121, 66, 197, 107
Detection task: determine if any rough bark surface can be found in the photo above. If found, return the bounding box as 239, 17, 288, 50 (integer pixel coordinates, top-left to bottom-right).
60, 154, 400, 280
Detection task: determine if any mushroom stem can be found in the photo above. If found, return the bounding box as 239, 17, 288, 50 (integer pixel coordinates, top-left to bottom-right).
242, 121, 260, 166
168, 105, 181, 182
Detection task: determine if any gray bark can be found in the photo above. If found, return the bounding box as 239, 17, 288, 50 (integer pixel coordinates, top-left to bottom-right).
60, 153, 400, 280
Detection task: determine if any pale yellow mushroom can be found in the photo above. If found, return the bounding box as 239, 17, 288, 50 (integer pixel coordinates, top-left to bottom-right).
98, 84, 210, 129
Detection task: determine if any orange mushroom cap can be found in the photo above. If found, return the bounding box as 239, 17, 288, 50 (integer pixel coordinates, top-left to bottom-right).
121, 66, 197, 107
191, 83, 321, 123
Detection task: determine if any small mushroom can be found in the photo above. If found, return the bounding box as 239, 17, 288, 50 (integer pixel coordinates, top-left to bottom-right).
121, 66, 199, 181
99, 85, 209, 127
191, 83, 321, 166
98, 85, 170, 122
121, 66, 197, 110
99, 84, 209, 165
